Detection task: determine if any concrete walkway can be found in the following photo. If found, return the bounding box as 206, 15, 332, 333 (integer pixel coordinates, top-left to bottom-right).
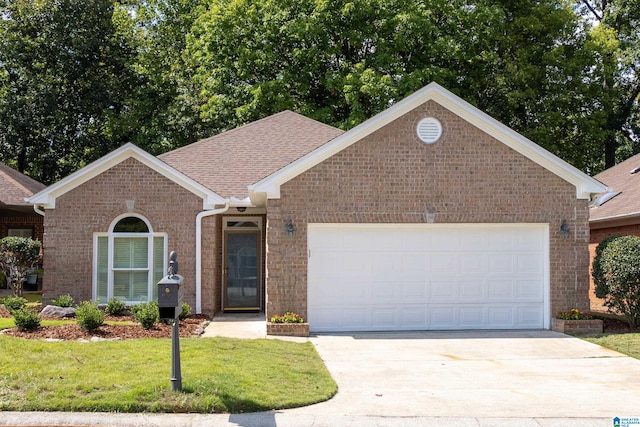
1, 314, 639, 426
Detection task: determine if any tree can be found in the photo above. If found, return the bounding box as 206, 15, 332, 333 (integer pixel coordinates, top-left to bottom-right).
180, 0, 608, 171
0, 237, 41, 297
592, 235, 640, 328
578, 0, 640, 169
0, 0, 139, 184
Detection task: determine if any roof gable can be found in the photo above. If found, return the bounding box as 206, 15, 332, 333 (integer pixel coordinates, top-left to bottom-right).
0, 163, 46, 206
250, 82, 607, 200
590, 152, 640, 223
28, 143, 226, 209
159, 110, 344, 199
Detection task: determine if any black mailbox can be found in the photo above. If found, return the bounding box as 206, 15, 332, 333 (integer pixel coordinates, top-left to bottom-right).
157, 274, 184, 320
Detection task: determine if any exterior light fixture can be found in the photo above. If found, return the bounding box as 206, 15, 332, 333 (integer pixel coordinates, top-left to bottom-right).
560, 220, 570, 239
285, 219, 296, 238
424, 209, 436, 224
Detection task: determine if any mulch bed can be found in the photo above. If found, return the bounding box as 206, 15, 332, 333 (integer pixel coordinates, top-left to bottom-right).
0, 304, 209, 340
591, 314, 640, 333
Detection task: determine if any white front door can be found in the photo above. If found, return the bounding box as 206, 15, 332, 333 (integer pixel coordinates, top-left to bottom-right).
307, 224, 549, 332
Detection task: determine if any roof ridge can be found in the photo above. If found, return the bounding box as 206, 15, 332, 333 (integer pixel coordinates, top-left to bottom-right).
159, 110, 340, 158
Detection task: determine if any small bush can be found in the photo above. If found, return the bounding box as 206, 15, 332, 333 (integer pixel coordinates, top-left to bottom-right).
132, 301, 159, 329
13, 307, 41, 331
2, 295, 27, 314
75, 301, 105, 332
179, 302, 191, 320
105, 297, 127, 316
557, 308, 592, 320
592, 235, 640, 328
270, 312, 305, 323
51, 294, 74, 307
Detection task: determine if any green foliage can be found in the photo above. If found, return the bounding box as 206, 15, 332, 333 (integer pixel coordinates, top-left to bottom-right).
75, 301, 105, 332
12, 307, 41, 331
2, 295, 27, 314
592, 235, 640, 328
50, 294, 74, 308
557, 308, 593, 320
270, 312, 305, 323
0, 336, 336, 412
179, 301, 191, 320
131, 301, 159, 330
0, 237, 41, 297
105, 297, 127, 316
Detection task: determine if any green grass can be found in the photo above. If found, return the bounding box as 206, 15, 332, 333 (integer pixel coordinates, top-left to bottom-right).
0, 335, 336, 413
583, 333, 640, 359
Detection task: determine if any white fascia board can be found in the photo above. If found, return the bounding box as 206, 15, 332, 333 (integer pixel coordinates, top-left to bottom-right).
250, 82, 608, 200
27, 143, 226, 209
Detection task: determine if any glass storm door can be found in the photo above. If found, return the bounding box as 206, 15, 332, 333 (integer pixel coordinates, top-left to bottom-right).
223, 220, 261, 311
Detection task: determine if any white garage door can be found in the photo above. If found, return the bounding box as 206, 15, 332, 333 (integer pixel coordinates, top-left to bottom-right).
307, 224, 549, 332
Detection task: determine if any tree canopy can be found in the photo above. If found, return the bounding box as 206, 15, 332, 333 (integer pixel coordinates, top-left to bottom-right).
0, 0, 638, 184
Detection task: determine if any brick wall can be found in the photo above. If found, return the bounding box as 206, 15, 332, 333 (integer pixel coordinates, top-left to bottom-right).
41, 158, 207, 311
266, 100, 590, 324
0, 213, 44, 242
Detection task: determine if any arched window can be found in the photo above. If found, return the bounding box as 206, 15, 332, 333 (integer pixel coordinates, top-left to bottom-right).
93, 214, 167, 304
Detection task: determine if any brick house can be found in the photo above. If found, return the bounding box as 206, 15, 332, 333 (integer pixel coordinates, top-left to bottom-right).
0, 162, 45, 289
28, 83, 606, 332
588, 153, 640, 312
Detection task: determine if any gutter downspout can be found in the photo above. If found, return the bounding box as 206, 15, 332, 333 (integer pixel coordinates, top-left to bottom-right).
33, 204, 45, 216
195, 203, 230, 314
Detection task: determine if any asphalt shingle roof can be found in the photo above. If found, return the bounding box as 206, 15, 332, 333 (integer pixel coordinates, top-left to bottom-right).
158, 110, 344, 199
590, 152, 640, 221
0, 163, 46, 206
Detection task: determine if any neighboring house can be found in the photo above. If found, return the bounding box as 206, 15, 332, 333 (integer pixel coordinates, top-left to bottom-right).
588, 152, 640, 312
0, 162, 45, 290
0, 162, 45, 241
28, 83, 606, 332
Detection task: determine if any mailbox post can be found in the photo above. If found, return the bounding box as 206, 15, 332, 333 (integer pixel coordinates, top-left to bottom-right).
157, 251, 184, 392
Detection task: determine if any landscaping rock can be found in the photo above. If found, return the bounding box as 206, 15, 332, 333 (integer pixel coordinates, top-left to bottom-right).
41, 305, 76, 318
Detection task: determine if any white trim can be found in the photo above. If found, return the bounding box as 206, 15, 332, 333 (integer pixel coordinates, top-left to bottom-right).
250, 82, 607, 200
27, 143, 226, 210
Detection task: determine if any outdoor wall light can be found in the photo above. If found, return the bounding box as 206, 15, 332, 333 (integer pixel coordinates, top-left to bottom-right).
424, 209, 437, 224
560, 219, 570, 239
285, 219, 296, 238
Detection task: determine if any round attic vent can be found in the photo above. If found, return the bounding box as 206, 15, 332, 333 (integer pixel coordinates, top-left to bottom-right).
416, 117, 442, 144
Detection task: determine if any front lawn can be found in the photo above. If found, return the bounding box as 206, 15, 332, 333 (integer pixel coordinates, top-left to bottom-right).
0, 336, 337, 413
583, 333, 640, 359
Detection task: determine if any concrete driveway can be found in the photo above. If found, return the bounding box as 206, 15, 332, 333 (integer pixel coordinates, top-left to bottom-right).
288, 330, 640, 420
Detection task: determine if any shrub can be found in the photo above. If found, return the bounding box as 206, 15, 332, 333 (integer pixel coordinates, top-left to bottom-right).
75, 301, 105, 332
270, 312, 305, 323
2, 295, 27, 314
13, 307, 41, 331
592, 235, 640, 328
0, 237, 41, 297
179, 302, 191, 320
557, 308, 592, 320
51, 294, 74, 307
132, 301, 159, 329
105, 297, 126, 316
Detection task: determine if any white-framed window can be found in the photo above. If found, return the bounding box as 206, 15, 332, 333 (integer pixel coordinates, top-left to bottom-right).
8, 228, 33, 238
93, 214, 167, 305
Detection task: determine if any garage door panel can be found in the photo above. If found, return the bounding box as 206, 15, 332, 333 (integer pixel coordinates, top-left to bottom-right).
401, 307, 427, 328
308, 224, 548, 332
516, 253, 544, 273
487, 280, 514, 300
429, 280, 457, 302
516, 280, 544, 300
